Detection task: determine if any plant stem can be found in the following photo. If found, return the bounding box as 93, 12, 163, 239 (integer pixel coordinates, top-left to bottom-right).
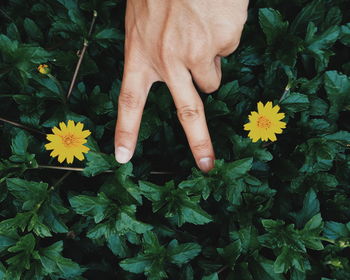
217, 265, 229, 274
38, 165, 89, 172
36, 164, 175, 175
0, 117, 46, 135
262, 142, 273, 148
279, 84, 291, 103
66, 10, 98, 100
319, 237, 336, 244
0, 8, 13, 21
52, 171, 72, 189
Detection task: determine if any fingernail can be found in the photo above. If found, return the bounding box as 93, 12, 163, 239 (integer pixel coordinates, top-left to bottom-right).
115, 146, 132, 164
198, 157, 214, 172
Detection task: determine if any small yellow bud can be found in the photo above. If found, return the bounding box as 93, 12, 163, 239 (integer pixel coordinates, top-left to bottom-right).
37, 64, 50, 75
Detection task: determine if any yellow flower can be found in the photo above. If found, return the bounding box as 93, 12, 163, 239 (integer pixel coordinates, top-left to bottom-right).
37, 64, 50, 74
244, 101, 286, 142
45, 120, 91, 164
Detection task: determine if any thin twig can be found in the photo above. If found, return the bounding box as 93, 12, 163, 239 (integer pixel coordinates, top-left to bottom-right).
38, 165, 89, 172
0, 8, 13, 21
66, 10, 98, 100
262, 142, 273, 148
217, 265, 229, 274
0, 117, 46, 135
37, 164, 175, 175
52, 171, 72, 189
279, 84, 291, 103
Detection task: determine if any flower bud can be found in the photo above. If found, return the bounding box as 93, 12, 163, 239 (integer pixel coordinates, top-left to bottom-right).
37, 64, 50, 75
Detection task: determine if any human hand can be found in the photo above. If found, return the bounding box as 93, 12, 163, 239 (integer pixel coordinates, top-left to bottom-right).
114, 0, 249, 172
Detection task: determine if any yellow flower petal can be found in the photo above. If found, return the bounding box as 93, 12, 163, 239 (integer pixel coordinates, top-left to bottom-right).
75, 122, 84, 132
81, 130, 91, 138
265, 101, 273, 111
75, 152, 85, 161
243, 101, 286, 143
58, 153, 66, 163
45, 120, 91, 164
59, 122, 67, 132
47, 134, 60, 142
257, 102, 264, 113
66, 154, 74, 164
67, 120, 75, 132
52, 126, 61, 135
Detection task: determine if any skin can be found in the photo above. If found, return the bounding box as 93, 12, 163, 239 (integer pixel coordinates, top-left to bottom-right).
114, 0, 249, 172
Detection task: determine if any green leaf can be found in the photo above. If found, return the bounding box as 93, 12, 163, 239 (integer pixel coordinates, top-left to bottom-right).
259, 8, 289, 45
231, 226, 259, 255
139, 180, 168, 202
33, 75, 63, 100
0, 212, 32, 233
280, 92, 309, 113
324, 71, 350, 120
168, 241, 201, 265
340, 23, 350, 46
10, 130, 28, 157
217, 240, 242, 267
107, 233, 128, 258
217, 80, 239, 100
119, 255, 152, 274
300, 214, 324, 250
202, 273, 218, 280
23, 18, 44, 42
177, 198, 213, 226
179, 174, 211, 200
69, 192, 112, 223
27, 214, 52, 238
290, 0, 325, 34
0, 234, 17, 253
274, 247, 306, 273
205, 96, 230, 119
290, 189, 320, 228
6, 178, 48, 211
94, 28, 122, 41
322, 7, 342, 30
7, 22, 21, 42
249, 257, 286, 280
0, 262, 5, 279
116, 206, 153, 234
323, 221, 350, 240
226, 179, 245, 205
83, 152, 119, 177
39, 241, 85, 277
305, 24, 339, 71
0, 34, 18, 54
7, 234, 36, 270
214, 158, 253, 181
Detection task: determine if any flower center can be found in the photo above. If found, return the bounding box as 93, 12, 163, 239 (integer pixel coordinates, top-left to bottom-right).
257, 116, 272, 129
62, 134, 77, 147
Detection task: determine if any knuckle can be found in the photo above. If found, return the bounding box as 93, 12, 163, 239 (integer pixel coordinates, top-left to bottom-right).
177, 104, 203, 122
187, 44, 208, 66
192, 139, 211, 154
219, 37, 240, 57
116, 129, 134, 141
118, 90, 142, 111
202, 81, 220, 94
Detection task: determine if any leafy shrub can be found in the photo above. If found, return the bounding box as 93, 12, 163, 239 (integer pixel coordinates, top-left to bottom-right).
1, 0, 350, 279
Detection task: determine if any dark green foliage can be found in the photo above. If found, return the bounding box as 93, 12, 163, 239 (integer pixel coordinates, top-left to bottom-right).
0, 0, 350, 279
